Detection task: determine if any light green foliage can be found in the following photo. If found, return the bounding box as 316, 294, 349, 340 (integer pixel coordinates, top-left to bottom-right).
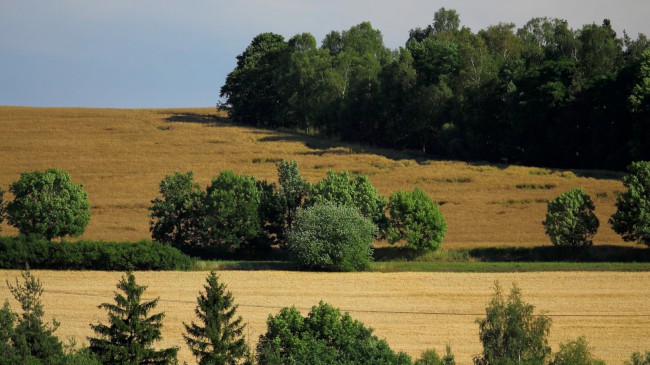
7, 168, 90, 240
257, 301, 412, 365
183, 272, 250, 365
474, 282, 552, 365
415, 345, 455, 365
202, 171, 262, 250
550, 337, 605, 365
149, 171, 205, 246
626, 351, 650, 365
610, 161, 650, 246
287, 202, 376, 272
89, 272, 178, 364
312, 170, 387, 232
387, 188, 447, 251
543, 188, 599, 249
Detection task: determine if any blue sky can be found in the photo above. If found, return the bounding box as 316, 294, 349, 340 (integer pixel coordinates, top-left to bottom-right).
1, 1, 649, 108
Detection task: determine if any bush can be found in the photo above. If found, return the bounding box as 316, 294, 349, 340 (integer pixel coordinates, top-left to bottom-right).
387, 188, 447, 251
149, 171, 205, 247
0, 236, 194, 270
474, 282, 552, 365
627, 351, 650, 365
415, 346, 455, 365
543, 188, 599, 249
610, 161, 650, 246
287, 203, 376, 271
311, 171, 387, 231
550, 337, 605, 365
6, 168, 90, 240
0, 187, 5, 233
256, 301, 412, 365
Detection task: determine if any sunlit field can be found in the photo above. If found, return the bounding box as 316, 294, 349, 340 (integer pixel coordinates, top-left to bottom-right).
0, 270, 648, 364
0, 106, 626, 248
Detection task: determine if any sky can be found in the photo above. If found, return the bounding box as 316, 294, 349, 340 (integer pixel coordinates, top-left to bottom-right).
1, 1, 649, 108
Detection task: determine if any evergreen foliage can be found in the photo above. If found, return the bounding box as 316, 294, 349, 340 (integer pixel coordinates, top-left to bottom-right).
183, 272, 250, 365
287, 202, 376, 271
474, 282, 552, 365
610, 161, 650, 246
543, 188, 600, 249
6, 168, 90, 240
89, 272, 178, 364
387, 188, 447, 251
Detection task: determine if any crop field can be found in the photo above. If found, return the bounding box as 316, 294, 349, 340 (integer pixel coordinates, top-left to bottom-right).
0, 106, 628, 248
0, 270, 648, 364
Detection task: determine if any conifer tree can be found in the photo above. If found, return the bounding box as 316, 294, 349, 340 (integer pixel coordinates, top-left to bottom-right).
89, 271, 178, 364
183, 271, 250, 365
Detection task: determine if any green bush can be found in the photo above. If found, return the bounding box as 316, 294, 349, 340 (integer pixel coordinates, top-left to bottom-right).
543, 188, 599, 249
610, 161, 650, 246
6, 168, 90, 240
0, 187, 5, 233
626, 351, 650, 365
0, 236, 194, 270
257, 301, 412, 365
387, 188, 447, 251
550, 337, 605, 365
287, 202, 376, 271
415, 346, 455, 365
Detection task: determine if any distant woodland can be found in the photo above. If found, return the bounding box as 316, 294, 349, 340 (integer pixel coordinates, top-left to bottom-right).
220, 8, 650, 170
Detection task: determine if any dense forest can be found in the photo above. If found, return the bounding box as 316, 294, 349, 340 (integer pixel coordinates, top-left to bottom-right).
219, 8, 650, 170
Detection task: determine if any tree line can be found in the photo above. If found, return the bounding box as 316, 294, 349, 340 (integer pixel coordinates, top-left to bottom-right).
219, 8, 650, 170
2, 269, 648, 365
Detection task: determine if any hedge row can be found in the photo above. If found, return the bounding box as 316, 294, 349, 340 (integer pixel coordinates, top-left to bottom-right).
0, 236, 194, 270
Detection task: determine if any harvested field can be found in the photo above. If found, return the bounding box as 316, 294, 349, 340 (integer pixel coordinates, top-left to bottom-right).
0, 270, 648, 364
0, 107, 627, 248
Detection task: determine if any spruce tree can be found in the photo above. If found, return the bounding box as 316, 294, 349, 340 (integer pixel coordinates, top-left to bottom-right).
183, 271, 249, 365
89, 272, 178, 365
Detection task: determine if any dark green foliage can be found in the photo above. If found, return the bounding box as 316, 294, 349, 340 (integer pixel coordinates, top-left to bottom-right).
202, 171, 263, 251
543, 188, 600, 249
89, 272, 178, 364
220, 10, 649, 170
149, 172, 205, 247
415, 346, 455, 365
183, 272, 250, 365
256, 301, 412, 365
626, 351, 650, 365
6, 168, 90, 240
610, 161, 650, 246
0, 187, 5, 233
311, 171, 387, 231
474, 282, 552, 365
287, 203, 376, 271
3, 270, 66, 364
0, 236, 193, 270
549, 337, 605, 365
276, 160, 312, 235
387, 188, 447, 251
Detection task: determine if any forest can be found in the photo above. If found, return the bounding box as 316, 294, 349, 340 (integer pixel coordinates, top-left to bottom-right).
220, 8, 650, 170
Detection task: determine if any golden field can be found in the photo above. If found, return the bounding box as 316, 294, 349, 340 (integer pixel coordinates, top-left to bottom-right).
0, 106, 628, 247
0, 270, 648, 364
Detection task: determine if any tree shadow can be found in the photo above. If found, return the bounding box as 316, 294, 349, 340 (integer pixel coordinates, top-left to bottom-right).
163, 112, 229, 126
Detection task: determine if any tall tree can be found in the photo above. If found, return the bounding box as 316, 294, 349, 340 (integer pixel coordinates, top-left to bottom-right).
183, 272, 249, 365
89, 272, 178, 364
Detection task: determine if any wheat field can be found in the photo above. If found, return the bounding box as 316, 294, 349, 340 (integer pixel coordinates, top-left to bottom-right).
0, 106, 627, 247
0, 270, 648, 364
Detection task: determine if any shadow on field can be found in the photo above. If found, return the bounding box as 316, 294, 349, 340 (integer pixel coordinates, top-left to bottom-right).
164, 112, 229, 126
373, 245, 650, 263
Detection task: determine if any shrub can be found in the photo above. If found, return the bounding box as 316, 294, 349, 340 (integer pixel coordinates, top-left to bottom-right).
0, 187, 5, 233
387, 188, 447, 251
610, 161, 650, 246
287, 203, 376, 271
311, 171, 387, 232
415, 346, 455, 365
183, 272, 250, 365
550, 337, 605, 365
89, 272, 178, 364
626, 351, 650, 365
149, 171, 205, 246
202, 171, 263, 250
256, 301, 412, 365
474, 282, 552, 365
543, 188, 599, 249
0, 236, 194, 270
7, 168, 90, 240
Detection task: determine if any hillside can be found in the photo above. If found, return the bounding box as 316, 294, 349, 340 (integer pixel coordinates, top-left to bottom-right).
0, 106, 627, 248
